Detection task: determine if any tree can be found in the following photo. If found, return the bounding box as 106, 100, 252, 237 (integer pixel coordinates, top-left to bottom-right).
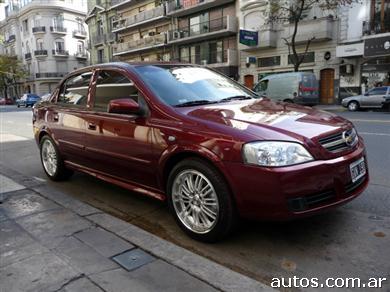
0, 55, 28, 99
264, 0, 358, 72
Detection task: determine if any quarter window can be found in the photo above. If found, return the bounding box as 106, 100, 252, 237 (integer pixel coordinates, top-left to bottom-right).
93, 71, 142, 113
57, 72, 92, 106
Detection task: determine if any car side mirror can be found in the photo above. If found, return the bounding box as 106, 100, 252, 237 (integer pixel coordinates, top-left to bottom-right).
108, 98, 140, 115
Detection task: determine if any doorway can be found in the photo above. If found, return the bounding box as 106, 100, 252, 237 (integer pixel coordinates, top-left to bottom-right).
244, 75, 254, 89
320, 69, 335, 104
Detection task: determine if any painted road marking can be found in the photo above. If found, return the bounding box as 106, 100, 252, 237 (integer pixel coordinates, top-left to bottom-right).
359, 132, 390, 137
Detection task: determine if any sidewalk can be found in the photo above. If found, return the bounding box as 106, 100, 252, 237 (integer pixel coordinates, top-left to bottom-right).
0, 167, 275, 292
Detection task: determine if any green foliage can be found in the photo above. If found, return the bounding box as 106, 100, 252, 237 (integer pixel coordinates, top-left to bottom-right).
0, 55, 28, 98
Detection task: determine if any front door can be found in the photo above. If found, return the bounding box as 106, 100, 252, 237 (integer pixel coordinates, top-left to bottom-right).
320, 69, 335, 104
244, 75, 254, 89
84, 70, 157, 188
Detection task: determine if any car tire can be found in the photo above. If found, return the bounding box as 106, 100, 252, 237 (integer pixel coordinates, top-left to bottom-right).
40, 135, 73, 181
348, 101, 359, 111
167, 158, 237, 242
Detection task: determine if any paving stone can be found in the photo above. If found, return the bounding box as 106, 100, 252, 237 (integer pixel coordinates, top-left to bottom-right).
74, 227, 134, 258
0, 252, 80, 292
55, 236, 119, 275
60, 277, 104, 292
33, 185, 102, 216
0, 192, 60, 219
0, 174, 25, 194
16, 208, 92, 248
90, 260, 218, 292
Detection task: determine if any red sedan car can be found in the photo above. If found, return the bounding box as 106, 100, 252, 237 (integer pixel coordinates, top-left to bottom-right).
33, 63, 368, 242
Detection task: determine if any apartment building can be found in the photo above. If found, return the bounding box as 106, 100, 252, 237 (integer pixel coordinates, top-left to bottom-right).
0, 0, 89, 97
89, 0, 239, 78
85, 0, 116, 64
238, 0, 341, 104
337, 0, 390, 95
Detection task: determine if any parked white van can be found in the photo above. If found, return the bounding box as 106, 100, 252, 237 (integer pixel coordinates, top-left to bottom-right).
253, 72, 319, 105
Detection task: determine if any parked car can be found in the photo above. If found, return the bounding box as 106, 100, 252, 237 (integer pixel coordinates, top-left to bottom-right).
16, 93, 40, 107
341, 86, 390, 111
0, 97, 14, 105
33, 63, 368, 242
40, 93, 52, 102
253, 72, 319, 105
383, 95, 390, 110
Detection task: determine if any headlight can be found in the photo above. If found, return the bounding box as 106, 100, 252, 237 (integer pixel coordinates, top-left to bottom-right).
242, 141, 314, 167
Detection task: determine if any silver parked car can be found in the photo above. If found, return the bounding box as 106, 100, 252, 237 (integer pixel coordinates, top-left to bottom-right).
342, 86, 390, 111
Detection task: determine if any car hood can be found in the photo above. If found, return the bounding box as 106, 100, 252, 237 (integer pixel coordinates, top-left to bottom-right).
177, 99, 352, 141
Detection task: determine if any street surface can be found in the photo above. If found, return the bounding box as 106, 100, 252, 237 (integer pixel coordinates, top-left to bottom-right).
1, 105, 389, 291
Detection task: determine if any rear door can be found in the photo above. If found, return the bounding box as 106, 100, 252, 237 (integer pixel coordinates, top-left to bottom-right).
47, 71, 92, 166
84, 69, 158, 188
361, 87, 388, 107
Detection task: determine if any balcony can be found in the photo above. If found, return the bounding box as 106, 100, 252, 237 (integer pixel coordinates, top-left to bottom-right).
239, 27, 277, 51
75, 52, 88, 60
93, 34, 106, 46
52, 49, 69, 57
50, 26, 67, 34
181, 49, 238, 67
32, 26, 46, 34
6, 35, 16, 43
362, 20, 390, 36
25, 53, 32, 60
110, 0, 132, 9
167, 0, 234, 17
113, 6, 166, 32
34, 50, 48, 57
72, 30, 87, 38
283, 17, 334, 44
36, 72, 67, 79
168, 16, 237, 45
113, 34, 167, 56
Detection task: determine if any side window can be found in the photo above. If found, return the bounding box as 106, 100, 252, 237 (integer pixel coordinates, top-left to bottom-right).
93, 70, 142, 113
57, 72, 92, 106
368, 87, 387, 96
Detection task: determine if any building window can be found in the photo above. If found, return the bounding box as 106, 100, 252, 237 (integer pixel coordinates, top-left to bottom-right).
54, 38, 65, 52
257, 56, 281, 67
53, 14, 64, 29
34, 15, 41, 27
97, 49, 104, 63
76, 18, 84, 33
288, 52, 315, 64
36, 38, 44, 50
77, 41, 85, 53
97, 20, 104, 35
23, 19, 29, 33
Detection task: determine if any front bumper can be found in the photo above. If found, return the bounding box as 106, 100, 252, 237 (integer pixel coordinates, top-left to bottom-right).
222, 140, 368, 220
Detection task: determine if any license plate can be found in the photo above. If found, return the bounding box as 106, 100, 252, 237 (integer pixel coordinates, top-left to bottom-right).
349, 157, 366, 183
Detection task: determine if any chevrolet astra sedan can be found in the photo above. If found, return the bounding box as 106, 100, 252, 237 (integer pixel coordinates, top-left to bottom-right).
33, 63, 369, 242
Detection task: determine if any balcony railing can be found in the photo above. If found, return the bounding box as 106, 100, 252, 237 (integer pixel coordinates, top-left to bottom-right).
50, 26, 67, 33
6, 35, 16, 43
114, 6, 165, 31
168, 16, 237, 43
93, 34, 106, 46
362, 20, 390, 36
36, 72, 67, 78
167, 0, 233, 16
72, 29, 87, 38
52, 49, 69, 56
114, 34, 166, 55
25, 53, 32, 60
75, 52, 88, 59
180, 49, 237, 66
32, 26, 46, 33
110, 0, 131, 8
34, 50, 48, 56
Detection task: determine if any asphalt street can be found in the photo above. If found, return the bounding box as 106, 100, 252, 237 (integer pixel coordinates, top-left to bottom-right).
1, 105, 389, 291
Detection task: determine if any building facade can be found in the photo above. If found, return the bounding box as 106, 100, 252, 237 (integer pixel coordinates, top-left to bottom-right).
337, 0, 390, 97
86, 0, 239, 78
0, 0, 89, 97
85, 0, 116, 64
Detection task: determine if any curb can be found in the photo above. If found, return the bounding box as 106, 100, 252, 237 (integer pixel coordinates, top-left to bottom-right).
0, 164, 276, 292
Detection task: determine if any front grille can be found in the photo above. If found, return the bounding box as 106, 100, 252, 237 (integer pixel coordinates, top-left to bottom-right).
288, 189, 336, 212
318, 128, 358, 153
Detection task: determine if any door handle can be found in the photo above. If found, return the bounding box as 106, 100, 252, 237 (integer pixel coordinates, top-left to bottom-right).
88, 122, 96, 130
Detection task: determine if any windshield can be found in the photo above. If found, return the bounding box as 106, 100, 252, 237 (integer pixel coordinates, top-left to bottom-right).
135, 65, 255, 106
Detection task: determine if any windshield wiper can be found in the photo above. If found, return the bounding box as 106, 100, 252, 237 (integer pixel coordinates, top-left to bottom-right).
175, 100, 218, 107
218, 95, 253, 103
